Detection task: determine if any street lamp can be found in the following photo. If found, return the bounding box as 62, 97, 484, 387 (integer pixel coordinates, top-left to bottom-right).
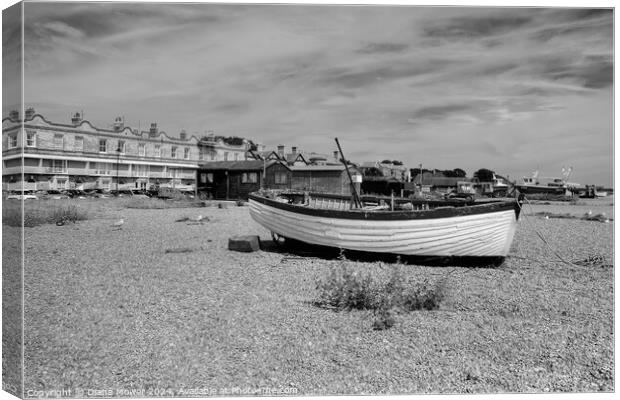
116, 146, 122, 192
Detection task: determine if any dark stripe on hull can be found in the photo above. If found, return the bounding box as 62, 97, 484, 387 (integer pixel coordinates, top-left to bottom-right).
249, 193, 521, 221
515, 185, 566, 195
268, 238, 506, 268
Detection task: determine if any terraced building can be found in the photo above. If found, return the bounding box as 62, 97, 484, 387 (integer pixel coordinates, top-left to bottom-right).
2, 108, 254, 192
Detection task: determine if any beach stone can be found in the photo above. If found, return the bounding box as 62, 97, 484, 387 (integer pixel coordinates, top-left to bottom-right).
219, 203, 228, 209
228, 235, 260, 252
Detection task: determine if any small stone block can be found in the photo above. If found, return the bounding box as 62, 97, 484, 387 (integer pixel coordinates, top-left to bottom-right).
218, 203, 228, 209
228, 235, 260, 252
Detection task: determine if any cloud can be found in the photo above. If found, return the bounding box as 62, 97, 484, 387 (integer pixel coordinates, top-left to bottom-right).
356, 42, 409, 54
421, 12, 533, 39
409, 104, 476, 122
15, 4, 614, 186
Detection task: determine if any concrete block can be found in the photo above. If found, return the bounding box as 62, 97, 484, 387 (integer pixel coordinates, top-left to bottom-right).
228, 235, 260, 252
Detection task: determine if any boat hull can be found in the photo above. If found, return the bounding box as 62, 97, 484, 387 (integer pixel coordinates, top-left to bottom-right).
515, 185, 568, 195
249, 194, 519, 259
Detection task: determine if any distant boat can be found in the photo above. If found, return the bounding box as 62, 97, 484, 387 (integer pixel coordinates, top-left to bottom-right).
596, 190, 608, 197
580, 185, 608, 198
248, 191, 522, 266
515, 168, 580, 196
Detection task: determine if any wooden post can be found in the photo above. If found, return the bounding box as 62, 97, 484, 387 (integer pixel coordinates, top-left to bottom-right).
226, 170, 229, 199
194, 169, 198, 199
334, 138, 362, 208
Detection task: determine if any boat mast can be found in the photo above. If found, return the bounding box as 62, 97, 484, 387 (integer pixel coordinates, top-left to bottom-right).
334, 138, 362, 208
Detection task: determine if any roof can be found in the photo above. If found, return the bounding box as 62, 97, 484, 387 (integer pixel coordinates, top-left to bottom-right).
412, 176, 467, 186
290, 164, 359, 172
198, 160, 272, 171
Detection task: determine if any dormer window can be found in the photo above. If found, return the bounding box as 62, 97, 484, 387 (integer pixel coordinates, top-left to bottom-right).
26, 130, 36, 147
8, 134, 17, 149
54, 134, 64, 150
74, 136, 84, 152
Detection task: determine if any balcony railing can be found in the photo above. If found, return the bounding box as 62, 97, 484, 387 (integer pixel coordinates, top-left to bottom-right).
3, 164, 196, 180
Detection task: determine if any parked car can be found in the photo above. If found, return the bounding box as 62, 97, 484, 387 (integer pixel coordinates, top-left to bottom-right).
7, 190, 38, 200
44, 190, 70, 200
110, 189, 136, 197
62, 189, 88, 198
85, 189, 112, 198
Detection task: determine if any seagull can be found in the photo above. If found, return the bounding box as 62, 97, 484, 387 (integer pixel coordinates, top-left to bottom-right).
188, 215, 207, 224
112, 218, 124, 230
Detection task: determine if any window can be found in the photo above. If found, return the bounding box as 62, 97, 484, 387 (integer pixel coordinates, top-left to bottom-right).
54, 134, 64, 149
135, 165, 148, 177
184, 148, 190, 159
74, 136, 84, 152
8, 134, 17, 149
51, 160, 67, 173
118, 140, 125, 154
224, 152, 229, 161
242, 172, 258, 183
99, 139, 107, 153
138, 143, 145, 157
234, 153, 239, 161
154, 145, 161, 157
26, 130, 36, 147
95, 162, 111, 175
199, 149, 204, 161
171, 146, 177, 158
275, 172, 287, 184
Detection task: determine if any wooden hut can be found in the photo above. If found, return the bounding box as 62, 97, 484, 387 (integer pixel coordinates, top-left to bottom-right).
265, 161, 360, 195
197, 160, 269, 200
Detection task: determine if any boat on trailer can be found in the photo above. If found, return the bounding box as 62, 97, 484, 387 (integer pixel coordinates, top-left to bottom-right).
248, 190, 522, 266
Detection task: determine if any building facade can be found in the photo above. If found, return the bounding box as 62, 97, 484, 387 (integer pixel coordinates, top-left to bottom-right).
2, 109, 252, 192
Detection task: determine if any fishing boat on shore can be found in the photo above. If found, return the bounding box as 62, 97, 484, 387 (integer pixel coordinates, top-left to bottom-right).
248, 190, 522, 266
515, 168, 581, 196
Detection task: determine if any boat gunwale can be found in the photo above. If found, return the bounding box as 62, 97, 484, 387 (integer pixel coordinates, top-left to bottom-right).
248, 192, 521, 221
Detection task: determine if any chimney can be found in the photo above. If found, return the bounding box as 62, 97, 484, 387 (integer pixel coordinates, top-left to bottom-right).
71, 112, 83, 125
277, 145, 285, 157
180, 129, 187, 140
113, 116, 124, 132
149, 122, 158, 136
333, 151, 339, 162
25, 107, 35, 120
8, 110, 19, 121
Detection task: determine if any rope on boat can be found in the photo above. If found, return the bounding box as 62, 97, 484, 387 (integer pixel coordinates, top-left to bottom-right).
517, 196, 581, 268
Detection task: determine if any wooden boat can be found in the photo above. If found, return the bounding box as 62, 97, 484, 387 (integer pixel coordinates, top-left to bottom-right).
248, 190, 522, 266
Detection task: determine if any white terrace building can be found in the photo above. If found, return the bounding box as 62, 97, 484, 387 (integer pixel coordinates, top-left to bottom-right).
2, 108, 252, 192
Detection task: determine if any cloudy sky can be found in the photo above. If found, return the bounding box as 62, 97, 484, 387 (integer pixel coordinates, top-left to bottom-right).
3, 2, 614, 186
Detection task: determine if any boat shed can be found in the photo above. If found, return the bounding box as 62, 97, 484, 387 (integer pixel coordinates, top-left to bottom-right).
265, 161, 361, 195
197, 160, 272, 199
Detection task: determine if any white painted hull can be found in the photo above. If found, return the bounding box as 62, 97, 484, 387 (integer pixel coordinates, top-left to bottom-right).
249, 199, 518, 257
